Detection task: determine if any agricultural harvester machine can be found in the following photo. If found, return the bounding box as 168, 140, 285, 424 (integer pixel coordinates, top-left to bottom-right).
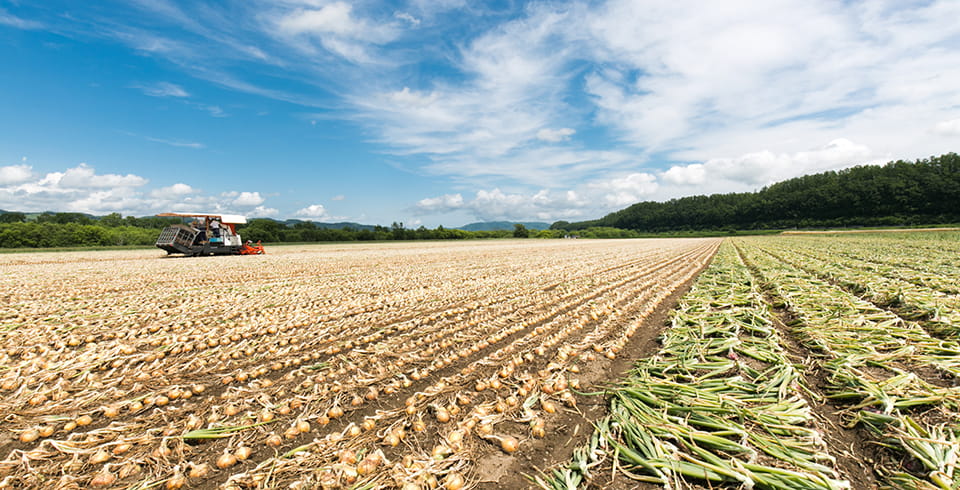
155, 212, 264, 256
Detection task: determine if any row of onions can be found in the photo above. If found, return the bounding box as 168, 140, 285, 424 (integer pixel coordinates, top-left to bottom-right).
784, 233, 960, 295
737, 238, 960, 488
758, 236, 960, 338
541, 242, 847, 489
0, 239, 719, 488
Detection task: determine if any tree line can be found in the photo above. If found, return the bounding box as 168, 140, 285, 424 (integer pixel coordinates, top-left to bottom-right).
0, 214, 562, 248
554, 153, 960, 232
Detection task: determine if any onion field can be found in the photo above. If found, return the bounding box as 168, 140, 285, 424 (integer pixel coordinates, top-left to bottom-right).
544, 231, 960, 490
3, 232, 958, 490
0, 239, 718, 489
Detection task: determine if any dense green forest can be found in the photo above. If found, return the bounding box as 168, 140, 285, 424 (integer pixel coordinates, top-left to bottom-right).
555, 153, 960, 232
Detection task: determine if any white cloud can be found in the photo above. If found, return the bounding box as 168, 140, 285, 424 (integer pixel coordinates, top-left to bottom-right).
394, 12, 420, 26
0, 164, 148, 214
56, 164, 148, 188
353, 0, 959, 197
536, 128, 575, 142
138, 81, 190, 98
414, 180, 647, 222
0, 162, 282, 219
933, 118, 960, 136
146, 137, 205, 149
272, 2, 400, 63
587, 173, 659, 206
250, 205, 279, 217
150, 183, 195, 197
0, 165, 33, 185
331, 194, 345, 201
416, 193, 464, 212
295, 204, 328, 218
661, 164, 706, 186
661, 139, 873, 189
0, 9, 43, 30
203, 105, 226, 117
233, 191, 265, 206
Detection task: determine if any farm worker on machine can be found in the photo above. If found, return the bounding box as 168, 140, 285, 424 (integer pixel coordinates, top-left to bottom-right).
155, 212, 265, 256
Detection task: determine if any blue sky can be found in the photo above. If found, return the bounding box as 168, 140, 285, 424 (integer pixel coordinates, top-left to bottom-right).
1, 0, 958, 227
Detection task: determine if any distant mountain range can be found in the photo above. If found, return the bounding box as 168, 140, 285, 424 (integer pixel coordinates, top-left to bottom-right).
280, 219, 376, 231
456, 221, 550, 231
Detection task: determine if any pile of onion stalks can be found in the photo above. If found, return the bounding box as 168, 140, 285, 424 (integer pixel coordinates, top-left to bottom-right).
777, 232, 960, 296
738, 239, 960, 489
539, 243, 848, 489
756, 238, 960, 339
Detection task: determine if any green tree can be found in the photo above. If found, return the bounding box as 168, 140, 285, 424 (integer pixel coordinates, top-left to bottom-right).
0, 212, 26, 223
99, 212, 123, 228
513, 223, 529, 238
240, 219, 284, 243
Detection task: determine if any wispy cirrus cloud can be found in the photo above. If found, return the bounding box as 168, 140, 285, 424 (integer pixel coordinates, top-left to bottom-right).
270, 1, 402, 63
145, 136, 205, 149
0, 8, 43, 29
136, 81, 190, 98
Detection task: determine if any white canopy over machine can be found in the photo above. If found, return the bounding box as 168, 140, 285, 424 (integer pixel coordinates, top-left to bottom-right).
156, 212, 247, 224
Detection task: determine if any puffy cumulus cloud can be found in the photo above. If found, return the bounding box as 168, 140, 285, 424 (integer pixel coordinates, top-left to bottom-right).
150, 183, 195, 197
295, 204, 328, 218
67, 188, 143, 213
0, 164, 149, 214
0, 163, 279, 218
660, 164, 706, 186
586, 173, 659, 206
53, 163, 148, 188
250, 206, 279, 217
0, 164, 33, 185
233, 191, 265, 206
661, 139, 873, 189
536, 128, 575, 142
415, 186, 596, 222
415, 193, 464, 213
